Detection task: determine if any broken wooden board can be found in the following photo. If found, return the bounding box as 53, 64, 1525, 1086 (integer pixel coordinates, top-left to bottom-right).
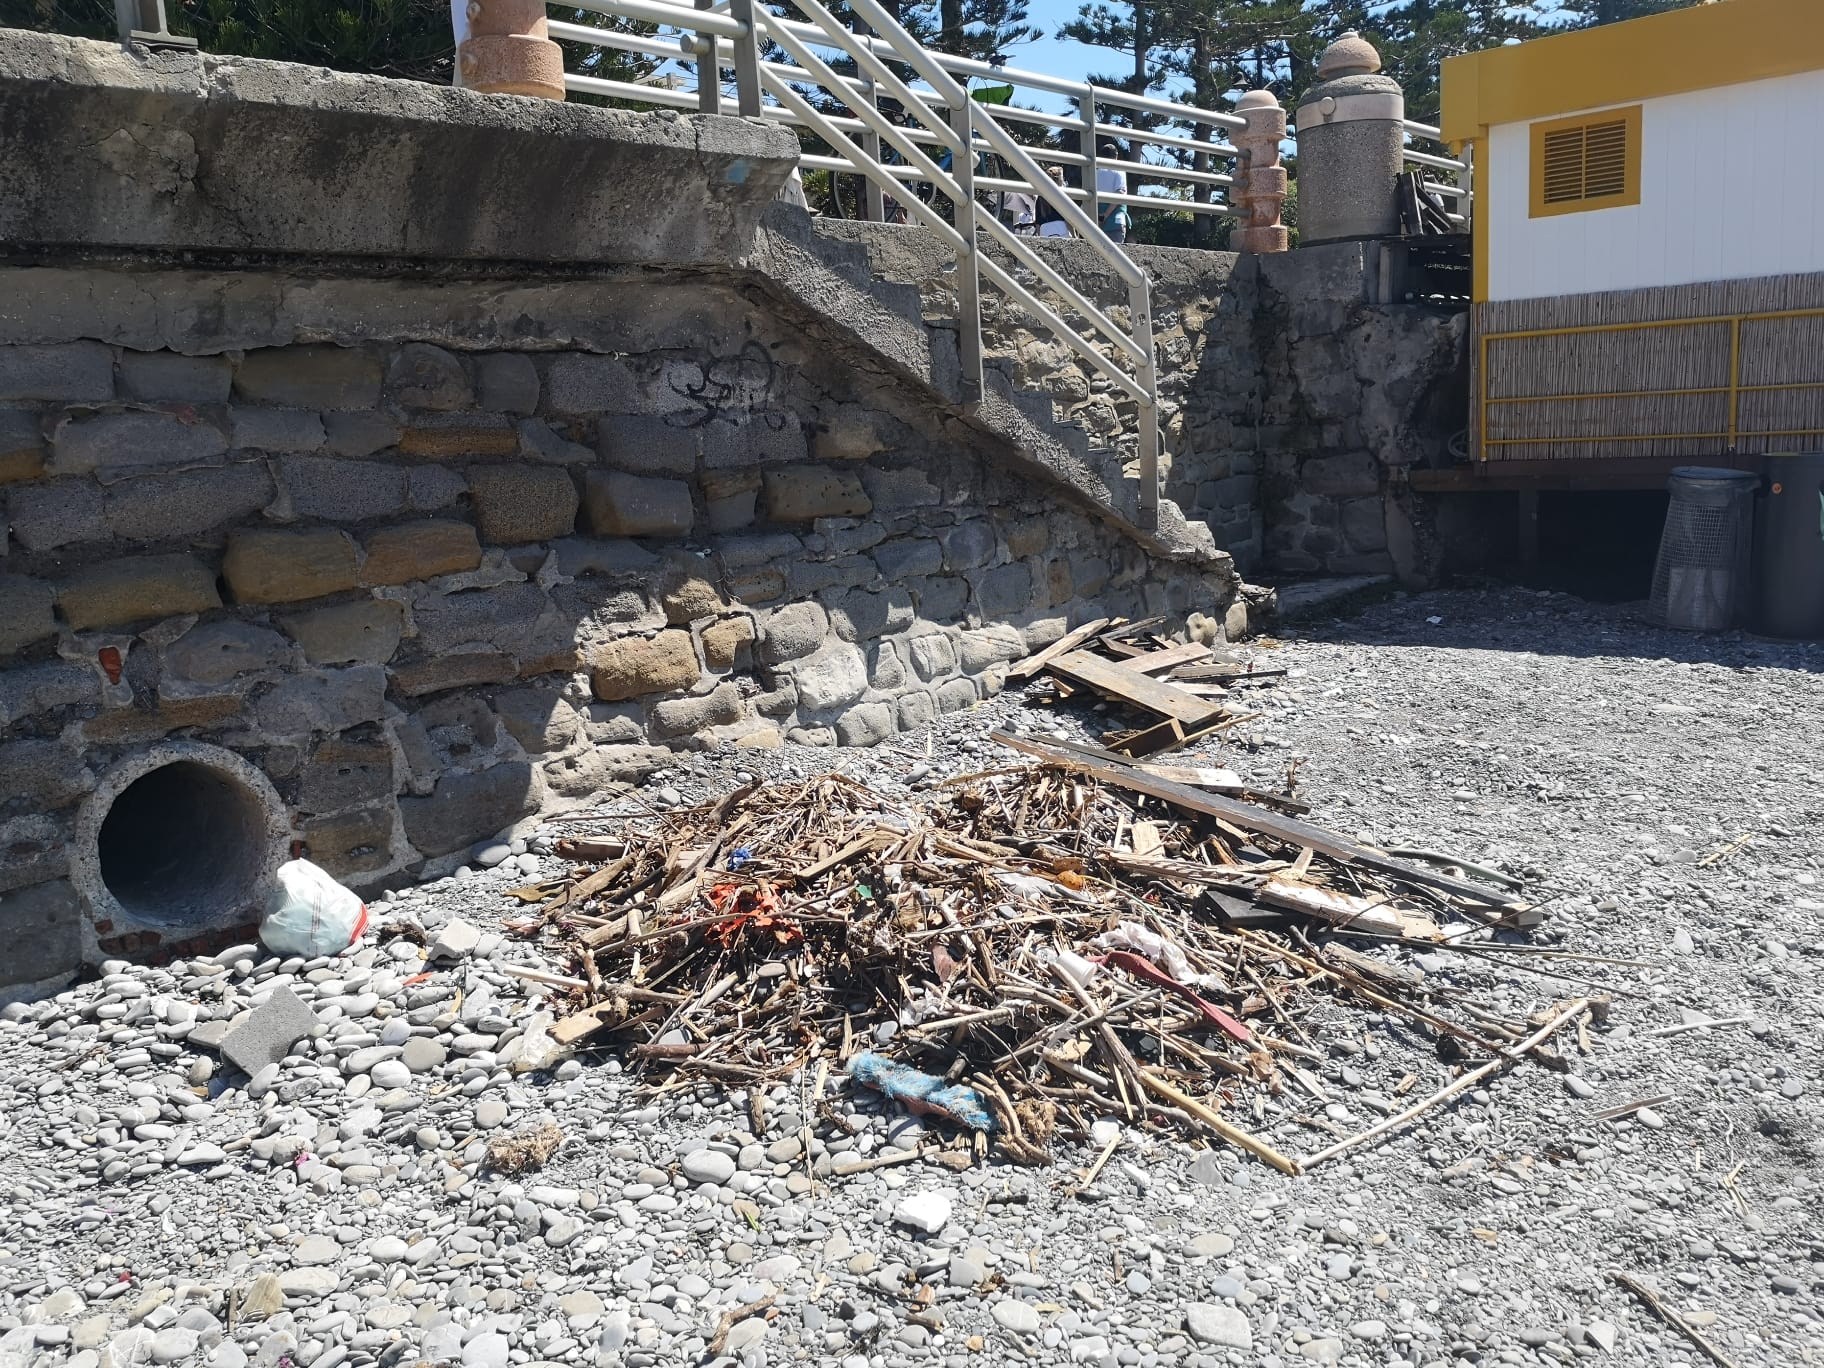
1006, 617, 1112, 684
995, 730, 1523, 910
1126, 641, 1214, 675
1047, 651, 1228, 728
1105, 851, 1443, 940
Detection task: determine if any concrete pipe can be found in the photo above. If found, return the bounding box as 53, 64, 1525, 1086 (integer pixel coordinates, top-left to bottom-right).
72, 741, 289, 947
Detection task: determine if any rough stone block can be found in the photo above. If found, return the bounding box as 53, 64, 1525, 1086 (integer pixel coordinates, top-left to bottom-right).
649, 682, 746, 739
860, 464, 941, 510
119, 352, 232, 404
1004, 516, 1049, 559
518, 418, 593, 465
478, 354, 540, 415
301, 806, 395, 879
0, 411, 45, 484
1301, 451, 1379, 497
590, 630, 700, 702
975, 563, 1033, 620
1071, 555, 1110, 597
0, 738, 93, 813
935, 678, 978, 713
895, 690, 936, 731
219, 984, 319, 1075
916, 575, 969, 623
224, 529, 360, 604
81, 694, 243, 745
390, 651, 517, 697
583, 470, 694, 538
597, 416, 697, 476
396, 424, 517, 461
413, 583, 551, 657
0, 812, 68, 895
387, 344, 473, 411
0, 342, 113, 402
1043, 556, 1073, 607
494, 687, 582, 754
8, 479, 104, 551
834, 701, 892, 747
956, 625, 1025, 673
718, 532, 802, 568
400, 762, 543, 858
1020, 616, 1069, 650
660, 574, 724, 625
583, 700, 646, 745
872, 537, 943, 582
553, 536, 659, 579
105, 463, 275, 543
50, 411, 228, 480
703, 469, 760, 532
278, 456, 408, 523
545, 355, 641, 414
813, 410, 886, 462
0, 879, 81, 995
828, 586, 914, 643
163, 621, 289, 687
544, 744, 669, 796
0, 660, 93, 723
1340, 496, 1388, 552
700, 615, 755, 669
360, 520, 482, 586
789, 642, 867, 711
322, 411, 402, 458
234, 346, 383, 411
939, 519, 996, 571
232, 408, 327, 455
867, 640, 906, 691
467, 464, 578, 544
757, 601, 827, 665
281, 599, 405, 666
299, 735, 395, 814
406, 464, 468, 513
1223, 600, 1250, 641
726, 567, 784, 604
907, 633, 956, 682
763, 465, 870, 523
255, 665, 388, 735
58, 554, 220, 630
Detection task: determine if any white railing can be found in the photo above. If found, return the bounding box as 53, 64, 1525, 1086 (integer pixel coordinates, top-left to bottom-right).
544, 0, 1278, 530
1402, 118, 1472, 228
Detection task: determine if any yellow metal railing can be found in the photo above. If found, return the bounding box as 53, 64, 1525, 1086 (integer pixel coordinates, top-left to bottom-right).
1476, 306, 1824, 460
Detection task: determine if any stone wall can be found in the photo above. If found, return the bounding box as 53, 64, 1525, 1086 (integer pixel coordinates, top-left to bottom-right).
0, 266, 1235, 990
813, 225, 1469, 583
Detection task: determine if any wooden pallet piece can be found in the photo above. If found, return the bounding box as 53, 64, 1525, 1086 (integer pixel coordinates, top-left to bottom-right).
1046, 650, 1227, 729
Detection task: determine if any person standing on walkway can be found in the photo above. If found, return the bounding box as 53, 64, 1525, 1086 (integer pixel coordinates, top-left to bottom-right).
1095, 140, 1131, 243
1037, 165, 1071, 238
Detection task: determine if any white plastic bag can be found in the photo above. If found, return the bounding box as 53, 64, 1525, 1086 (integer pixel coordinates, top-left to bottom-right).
259, 858, 368, 958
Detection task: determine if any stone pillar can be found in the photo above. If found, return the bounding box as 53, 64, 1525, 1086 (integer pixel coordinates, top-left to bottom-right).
1230, 90, 1288, 254
1293, 31, 1404, 244
453, 0, 565, 102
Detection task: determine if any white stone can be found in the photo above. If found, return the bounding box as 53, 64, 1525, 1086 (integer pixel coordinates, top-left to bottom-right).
892, 1190, 952, 1234
430, 919, 481, 961
680, 1148, 736, 1185
991, 1301, 1039, 1335
1587, 1320, 1618, 1353
1184, 1303, 1252, 1350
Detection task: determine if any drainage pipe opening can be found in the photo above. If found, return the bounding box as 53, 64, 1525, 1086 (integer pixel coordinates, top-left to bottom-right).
74, 742, 289, 940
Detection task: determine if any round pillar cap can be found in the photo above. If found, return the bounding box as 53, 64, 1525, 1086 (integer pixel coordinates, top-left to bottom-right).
1316, 30, 1382, 79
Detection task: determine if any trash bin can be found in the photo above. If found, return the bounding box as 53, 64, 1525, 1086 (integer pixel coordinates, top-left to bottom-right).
1647, 466, 1759, 631
1756, 452, 1824, 638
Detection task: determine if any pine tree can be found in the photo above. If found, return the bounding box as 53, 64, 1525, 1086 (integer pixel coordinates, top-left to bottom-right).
1553, 0, 1706, 24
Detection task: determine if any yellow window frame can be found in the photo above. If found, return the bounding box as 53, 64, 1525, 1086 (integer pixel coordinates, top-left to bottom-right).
1528, 105, 1642, 218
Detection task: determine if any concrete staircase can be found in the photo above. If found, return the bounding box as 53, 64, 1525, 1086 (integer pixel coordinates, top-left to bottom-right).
744, 203, 1225, 568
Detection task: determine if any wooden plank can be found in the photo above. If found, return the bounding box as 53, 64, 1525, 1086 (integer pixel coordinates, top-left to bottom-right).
1047, 651, 1227, 728
1108, 717, 1186, 757
1006, 617, 1111, 683
1169, 663, 1287, 683
1126, 641, 1213, 675
993, 731, 1521, 909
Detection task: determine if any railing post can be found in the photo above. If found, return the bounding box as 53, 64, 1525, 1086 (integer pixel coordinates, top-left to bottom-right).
693, 0, 720, 114
1129, 276, 1159, 530
1230, 90, 1289, 253
1080, 90, 1101, 230
454, 0, 564, 101
727, 0, 763, 117
860, 24, 886, 223
115, 0, 196, 47
949, 98, 984, 405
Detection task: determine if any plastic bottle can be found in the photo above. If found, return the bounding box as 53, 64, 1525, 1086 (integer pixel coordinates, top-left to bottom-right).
258, 858, 369, 958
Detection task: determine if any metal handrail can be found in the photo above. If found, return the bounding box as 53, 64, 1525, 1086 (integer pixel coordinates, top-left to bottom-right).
544, 0, 1204, 527
1402, 118, 1473, 226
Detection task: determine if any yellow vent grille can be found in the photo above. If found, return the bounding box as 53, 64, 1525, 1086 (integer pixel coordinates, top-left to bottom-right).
1531, 107, 1641, 217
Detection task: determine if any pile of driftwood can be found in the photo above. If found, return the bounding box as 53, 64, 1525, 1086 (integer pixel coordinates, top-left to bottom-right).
501, 737, 1594, 1174
1007, 616, 1283, 756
